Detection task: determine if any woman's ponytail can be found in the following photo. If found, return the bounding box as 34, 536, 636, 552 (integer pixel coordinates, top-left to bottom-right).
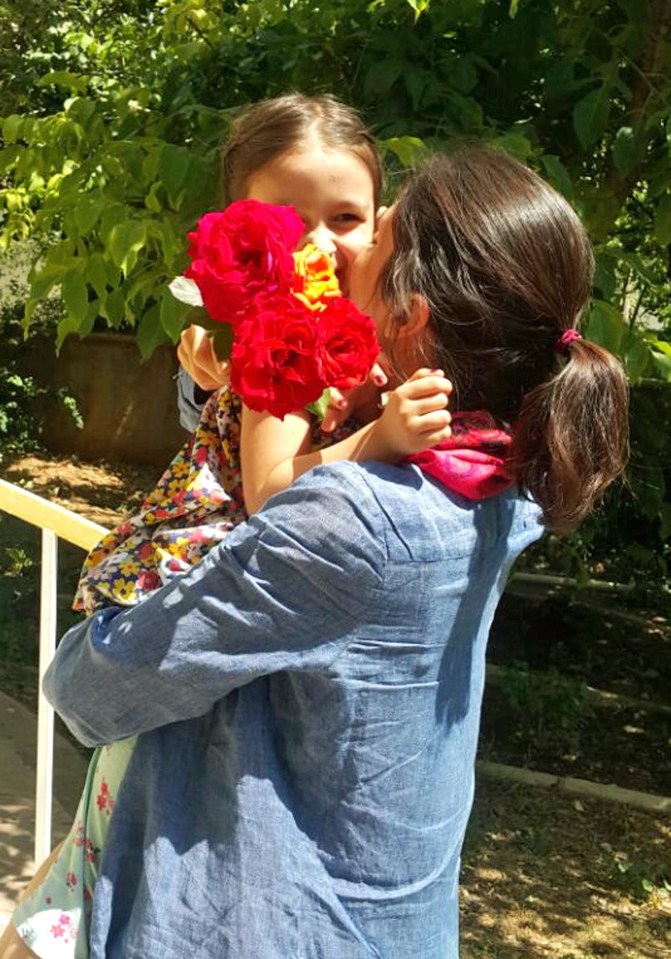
510, 335, 629, 533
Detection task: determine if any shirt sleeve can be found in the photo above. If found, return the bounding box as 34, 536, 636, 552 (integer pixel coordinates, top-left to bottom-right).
176, 367, 209, 432
44, 464, 387, 747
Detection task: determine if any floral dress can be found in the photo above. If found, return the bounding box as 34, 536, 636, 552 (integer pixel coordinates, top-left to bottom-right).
13, 385, 345, 958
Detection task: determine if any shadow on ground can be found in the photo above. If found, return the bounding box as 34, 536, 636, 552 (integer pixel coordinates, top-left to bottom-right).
461, 779, 671, 958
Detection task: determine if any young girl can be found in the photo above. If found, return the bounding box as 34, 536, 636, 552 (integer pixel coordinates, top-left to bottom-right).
4, 94, 452, 959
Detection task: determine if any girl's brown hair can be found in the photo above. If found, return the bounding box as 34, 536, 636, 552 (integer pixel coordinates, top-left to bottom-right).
384, 148, 628, 533
220, 93, 383, 207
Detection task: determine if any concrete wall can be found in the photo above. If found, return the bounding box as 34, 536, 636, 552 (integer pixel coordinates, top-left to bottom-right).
20, 333, 189, 467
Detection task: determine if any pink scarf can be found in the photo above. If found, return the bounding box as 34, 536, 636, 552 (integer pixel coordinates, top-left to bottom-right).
405, 411, 512, 501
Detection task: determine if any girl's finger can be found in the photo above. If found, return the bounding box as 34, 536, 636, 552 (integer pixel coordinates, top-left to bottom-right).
410, 410, 453, 434
397, 377, 453, 402
401, 393, 451, 417
406, 367, 443, 383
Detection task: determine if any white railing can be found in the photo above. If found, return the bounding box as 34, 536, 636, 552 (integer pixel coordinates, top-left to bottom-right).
0, 478, 106, 864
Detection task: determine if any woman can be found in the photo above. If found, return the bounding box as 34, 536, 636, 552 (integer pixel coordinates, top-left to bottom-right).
17, 148, 628, 959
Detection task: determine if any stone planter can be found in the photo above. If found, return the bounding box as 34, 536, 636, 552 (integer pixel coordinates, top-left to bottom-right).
21, 332, 188, 467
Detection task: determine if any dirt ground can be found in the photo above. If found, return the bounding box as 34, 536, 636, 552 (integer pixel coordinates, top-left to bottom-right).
1, 451, 669, 958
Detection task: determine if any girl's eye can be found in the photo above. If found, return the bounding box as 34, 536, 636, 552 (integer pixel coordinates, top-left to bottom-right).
333, 213, 362, 225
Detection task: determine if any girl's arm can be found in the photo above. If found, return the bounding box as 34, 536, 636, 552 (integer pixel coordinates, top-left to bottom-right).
241, 368, 452, 514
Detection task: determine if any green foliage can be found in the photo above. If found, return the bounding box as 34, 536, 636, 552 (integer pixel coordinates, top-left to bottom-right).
606, 846, 671, 903
0, 289, 82, 455
497, 661, 590, 731
3, 0, 671, 365
2, 0, 671, 554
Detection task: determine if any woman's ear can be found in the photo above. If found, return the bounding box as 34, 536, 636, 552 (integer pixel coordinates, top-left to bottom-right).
374, 205, 389, 231
395, 294, 430, 340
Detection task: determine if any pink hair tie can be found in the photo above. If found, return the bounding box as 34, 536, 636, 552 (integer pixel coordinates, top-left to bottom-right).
554, 328, 582, 355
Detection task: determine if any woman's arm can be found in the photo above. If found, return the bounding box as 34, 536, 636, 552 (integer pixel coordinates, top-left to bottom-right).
242, 368, 452, 514
43, 466, 386, 746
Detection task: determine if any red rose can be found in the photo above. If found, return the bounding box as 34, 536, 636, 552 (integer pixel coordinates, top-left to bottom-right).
318, 297, 380, 389
230, 293, 326, 419
185, 200, 305, 324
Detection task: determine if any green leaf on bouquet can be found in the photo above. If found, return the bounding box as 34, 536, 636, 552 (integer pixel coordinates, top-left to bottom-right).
212, 325, 234, 362
306, 388, 331, 421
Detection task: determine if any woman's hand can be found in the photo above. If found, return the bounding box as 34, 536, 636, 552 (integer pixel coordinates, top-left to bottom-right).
370, 368, 452, 458
177, 326, 230, 392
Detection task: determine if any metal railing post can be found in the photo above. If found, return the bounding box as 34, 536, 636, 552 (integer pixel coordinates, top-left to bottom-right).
35, 528, 58, 864
0, 479, 106, 866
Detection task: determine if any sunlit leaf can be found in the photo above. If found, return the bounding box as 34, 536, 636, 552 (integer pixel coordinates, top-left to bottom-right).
159, 288, 190, 341
108, 221, 147, 278
612, 126, 640, 176
61, 268, 88, 323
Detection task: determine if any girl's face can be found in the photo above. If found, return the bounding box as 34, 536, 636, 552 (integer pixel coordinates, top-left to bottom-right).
244, 143, 377, 295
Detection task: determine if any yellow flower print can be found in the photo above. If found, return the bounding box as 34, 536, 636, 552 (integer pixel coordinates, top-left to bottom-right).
171, 460, 190, 478
119, 558, 141, 577
111, 578, 137, 604
167, 478, 186, 497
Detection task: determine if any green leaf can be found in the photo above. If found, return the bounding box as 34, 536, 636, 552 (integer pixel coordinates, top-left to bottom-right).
493, 133, 532, 162
108, 221, 147, 278
406, 0, 431, 18
364, 60, 403, 98
74, 195, 107, 236
540, 154, 573, 199
509, 0, 520, 16
99, 287, 126, 327
620, 329, 651, 385
2, 115, 23, 145
56, 315, 83, 352
618, 251, 658, 286
61, 268, 89, 324
612, 126, 640, 176
100, 204, 129, 243
136, 304, 169, 359
37, 71, 89, 94
66, 97, 96, 127
650, 347, 671, 381
593, 250, 618, 299
29, 265, 66, 301
212, 325, 233, 362
86, 254, 109, 298
573, 88, 610, 148
159, 144, 192, 207
383, 136, 428, 169
306, 388, 331, 420
654, 194, 671, 247
583, 300, 624, 355
159, 289, 190, 341
145, 182, 163, 213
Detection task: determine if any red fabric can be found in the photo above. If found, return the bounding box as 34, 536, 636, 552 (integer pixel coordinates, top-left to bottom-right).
405, 411, 512, 501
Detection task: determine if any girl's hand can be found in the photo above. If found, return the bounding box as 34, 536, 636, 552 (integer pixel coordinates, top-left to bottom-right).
321, 362, 389, 433
371, 368, 452, 458
177, 326, 230, 392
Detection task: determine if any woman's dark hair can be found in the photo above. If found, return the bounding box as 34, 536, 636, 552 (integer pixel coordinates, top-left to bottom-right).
384, 148, 628, 533
220, 93, 383, 207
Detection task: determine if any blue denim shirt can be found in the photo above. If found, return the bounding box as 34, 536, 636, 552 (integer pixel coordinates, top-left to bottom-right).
45, 461, 542, 959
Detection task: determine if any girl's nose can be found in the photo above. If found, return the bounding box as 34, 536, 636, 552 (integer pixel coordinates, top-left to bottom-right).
305, 224, 336, 254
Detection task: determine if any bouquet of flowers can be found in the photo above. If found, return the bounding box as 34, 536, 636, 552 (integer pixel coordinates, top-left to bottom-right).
170, 199, 380, 420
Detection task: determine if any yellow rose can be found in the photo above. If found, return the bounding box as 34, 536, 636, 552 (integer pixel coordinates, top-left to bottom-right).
292, 244, 341, 311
